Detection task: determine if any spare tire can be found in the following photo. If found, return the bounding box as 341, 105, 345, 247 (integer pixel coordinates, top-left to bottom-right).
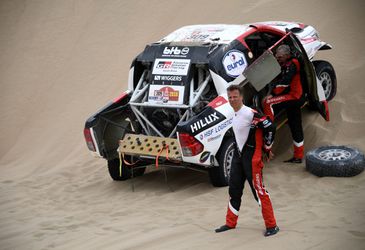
306, 146, 365, 177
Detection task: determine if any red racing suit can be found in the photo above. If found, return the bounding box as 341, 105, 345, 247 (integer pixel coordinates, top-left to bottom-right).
262, 57, 304, 159
226, 108, 277, 229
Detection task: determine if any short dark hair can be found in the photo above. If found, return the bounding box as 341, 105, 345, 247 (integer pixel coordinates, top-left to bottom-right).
226, 84, 243, 96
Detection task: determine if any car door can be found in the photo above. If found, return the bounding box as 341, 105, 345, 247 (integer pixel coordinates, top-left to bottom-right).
285, 31, 330, 121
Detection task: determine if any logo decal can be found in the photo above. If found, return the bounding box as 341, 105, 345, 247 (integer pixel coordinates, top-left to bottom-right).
154, 75, 182, 82
152, 59, 190, 76
197, 118, 233, 140
222, 50, 247, 78
163, 47, 189, 57
199, 151, 211, 163
148, 85, 185, 104
190, 112, 220, 133
208, 96, 228, 109
187, 31, 210, 40
207, 134, 222, 142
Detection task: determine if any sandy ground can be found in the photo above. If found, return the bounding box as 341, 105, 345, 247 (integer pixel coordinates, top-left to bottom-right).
0, 0, 364, 249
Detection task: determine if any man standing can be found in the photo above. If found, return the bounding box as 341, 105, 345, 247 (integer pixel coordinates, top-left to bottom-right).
215, 85, 279, 237
262, 44, 304, 163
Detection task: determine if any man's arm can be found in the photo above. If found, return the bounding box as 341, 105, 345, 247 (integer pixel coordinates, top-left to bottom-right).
254, 112, 276, 152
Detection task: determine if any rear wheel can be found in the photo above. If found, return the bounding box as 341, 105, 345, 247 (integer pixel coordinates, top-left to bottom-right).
208, 137, 235, 187
313, 60, 337, 101
107, 157, 146, 181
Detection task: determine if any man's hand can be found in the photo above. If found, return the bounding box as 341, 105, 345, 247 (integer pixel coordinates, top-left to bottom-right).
263, 150, 274, 162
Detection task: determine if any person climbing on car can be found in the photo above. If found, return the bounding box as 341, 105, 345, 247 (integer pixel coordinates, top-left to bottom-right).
215, 85, 279, 237
262, 44, 305, 163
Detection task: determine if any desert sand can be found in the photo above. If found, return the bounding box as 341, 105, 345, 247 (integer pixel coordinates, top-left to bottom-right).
0, 0, 364, 249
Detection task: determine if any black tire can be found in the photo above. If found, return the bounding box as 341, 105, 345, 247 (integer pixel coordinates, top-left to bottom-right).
208, 137, 235, 187
107, 157, 146, 181
306, 146, 365, 177
313, 60, 337, 101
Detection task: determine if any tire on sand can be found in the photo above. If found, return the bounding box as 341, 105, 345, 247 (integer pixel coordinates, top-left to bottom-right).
306, 145, 365, 177
208, 137, 235, 187
108, 157, 146, 181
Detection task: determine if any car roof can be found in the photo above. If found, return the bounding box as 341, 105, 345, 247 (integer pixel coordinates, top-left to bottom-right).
157, 24, 251, 45
156, 21, 304, 46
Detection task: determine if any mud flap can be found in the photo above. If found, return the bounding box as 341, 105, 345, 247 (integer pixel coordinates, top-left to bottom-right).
312, 100, 329, 121
311, 73, 330, 121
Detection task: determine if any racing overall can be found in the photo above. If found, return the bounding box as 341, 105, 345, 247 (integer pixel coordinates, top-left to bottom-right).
262, 57, 304, 159
226, 106, 277, 229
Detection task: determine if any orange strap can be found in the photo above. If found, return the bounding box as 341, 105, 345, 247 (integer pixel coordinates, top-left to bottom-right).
155, 144, 169, 169
121, 152, 138, 166
119, 152, 141, 177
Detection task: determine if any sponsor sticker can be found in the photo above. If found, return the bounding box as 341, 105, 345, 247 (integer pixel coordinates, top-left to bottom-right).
152, 58, 190, 76
199, 151, 211, 163
154, 75, 182, 82
162, 47, 189, 57
197, 118, 233, 140
188, 31, 210, 40
190, 112, 220, 133
255, 173, 264, 195
208, 96, 228, 109
207, 134, 222, 142
184, 28, 224, 41
222, 50, 247, 78
148, 85, 185, 104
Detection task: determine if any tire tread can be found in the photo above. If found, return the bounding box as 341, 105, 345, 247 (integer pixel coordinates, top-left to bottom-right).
306, 145, 365, 177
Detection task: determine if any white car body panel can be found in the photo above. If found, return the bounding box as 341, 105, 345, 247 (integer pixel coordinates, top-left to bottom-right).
179, 93, 235, 166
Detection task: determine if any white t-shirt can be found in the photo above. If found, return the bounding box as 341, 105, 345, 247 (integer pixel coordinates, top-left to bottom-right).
232, 105, 254, 152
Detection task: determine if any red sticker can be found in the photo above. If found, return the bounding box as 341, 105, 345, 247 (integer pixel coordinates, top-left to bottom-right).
208, 96, 228, 109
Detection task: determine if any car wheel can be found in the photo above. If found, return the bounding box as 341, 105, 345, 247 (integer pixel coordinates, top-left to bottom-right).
313, 60, 337, 101
306, 146, 365, 177
107, 157, 146, 181
208, 137, 235, 187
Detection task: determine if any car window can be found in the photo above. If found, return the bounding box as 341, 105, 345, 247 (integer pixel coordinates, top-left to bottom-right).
244, 32, 281, 59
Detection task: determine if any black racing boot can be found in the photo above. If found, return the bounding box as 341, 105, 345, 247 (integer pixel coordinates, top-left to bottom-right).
284, 157, 302, 164
264, 226, 280, 237
215, 225, 234, 233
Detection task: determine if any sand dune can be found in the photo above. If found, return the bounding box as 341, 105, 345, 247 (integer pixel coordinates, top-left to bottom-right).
0, 0, 364, 249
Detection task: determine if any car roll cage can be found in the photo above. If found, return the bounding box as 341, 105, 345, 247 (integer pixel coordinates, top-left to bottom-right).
128, 68, 212, 138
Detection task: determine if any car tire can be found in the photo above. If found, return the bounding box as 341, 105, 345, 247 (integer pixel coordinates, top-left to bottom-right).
313, 60, 337, 101
208, 137, 235, 187
306, 146, 365, 177
107, 157, 146, 181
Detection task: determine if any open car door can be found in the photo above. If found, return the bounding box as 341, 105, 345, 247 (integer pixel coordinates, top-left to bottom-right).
285, 31, 330, 121
235, 31, 329, 121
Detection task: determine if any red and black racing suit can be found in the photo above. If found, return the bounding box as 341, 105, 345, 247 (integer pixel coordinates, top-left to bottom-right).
226, 108, 277, 229
262, 57, 304, 159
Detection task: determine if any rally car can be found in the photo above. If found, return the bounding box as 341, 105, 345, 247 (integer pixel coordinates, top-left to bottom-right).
84, 21, 337, 187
